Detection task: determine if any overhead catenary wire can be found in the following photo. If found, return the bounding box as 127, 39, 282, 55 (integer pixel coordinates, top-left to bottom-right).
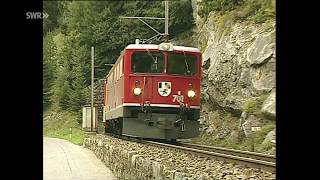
119, 1, 170, 43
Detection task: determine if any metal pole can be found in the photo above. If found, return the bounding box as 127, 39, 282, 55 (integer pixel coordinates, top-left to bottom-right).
91, 46, 94, 132
69, 128, 72, 141
251, 132, 255, 152
164, 1, 169, 41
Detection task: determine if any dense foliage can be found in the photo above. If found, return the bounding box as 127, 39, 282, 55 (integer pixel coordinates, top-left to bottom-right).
43, 1, 194, 112
198, 0, 243, 17
198, 0, 275, 24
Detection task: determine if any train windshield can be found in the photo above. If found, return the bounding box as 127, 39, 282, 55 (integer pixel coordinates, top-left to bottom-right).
167, 52, 198, 76
131, 51, 165, 73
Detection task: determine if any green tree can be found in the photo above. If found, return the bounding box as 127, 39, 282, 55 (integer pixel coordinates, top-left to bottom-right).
68, 45, 88, 113
43, 60, 54, 111
43, 32, 57, 111
51, 65, 72, 110
43, 1, 61, 35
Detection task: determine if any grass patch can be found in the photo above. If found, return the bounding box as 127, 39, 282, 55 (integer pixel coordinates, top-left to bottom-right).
191, 132, 247, 150
254, 122, 275, 143
243, 94, 268, 118
200, 37, 208, 52
216, 12, 235, 40
254, 122, 276, 154
43, 109, 85, 145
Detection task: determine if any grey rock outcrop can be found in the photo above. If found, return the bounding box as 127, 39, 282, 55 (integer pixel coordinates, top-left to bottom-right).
197, 11, 275, 117
261, 89, 276, 118
262, 129, 276, 144
247, 33, 275, 66
227, 130, 240, 143
242, 115, 263, 137
185, 1, 276, 154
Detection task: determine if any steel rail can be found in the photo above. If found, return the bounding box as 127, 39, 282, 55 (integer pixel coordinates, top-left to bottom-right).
143, 140, 276, 173
176, 142, 276, 163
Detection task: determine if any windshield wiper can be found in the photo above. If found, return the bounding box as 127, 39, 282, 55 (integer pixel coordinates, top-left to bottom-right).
146, 49, 159, 72
183, 51, 190, 75
146, 49, 157, 62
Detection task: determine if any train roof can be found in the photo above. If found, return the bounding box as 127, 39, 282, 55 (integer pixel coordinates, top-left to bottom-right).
125, 44, 201, 53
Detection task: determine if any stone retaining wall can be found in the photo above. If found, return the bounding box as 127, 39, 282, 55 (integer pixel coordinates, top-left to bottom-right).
84, 136, 178, 179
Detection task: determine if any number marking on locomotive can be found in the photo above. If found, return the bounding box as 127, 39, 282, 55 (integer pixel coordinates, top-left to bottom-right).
173, 94, 184, 103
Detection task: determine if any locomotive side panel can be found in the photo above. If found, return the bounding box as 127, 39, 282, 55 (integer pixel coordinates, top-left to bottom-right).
104, 55, 125, 121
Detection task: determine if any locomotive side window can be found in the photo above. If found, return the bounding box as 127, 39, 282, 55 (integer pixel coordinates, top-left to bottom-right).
111, 71, 114, 84
114, 65, 117, 81
167, 52, 197, 76
120, 58, 123, 76
116, 63, 119, 80
131, 51, 165, 73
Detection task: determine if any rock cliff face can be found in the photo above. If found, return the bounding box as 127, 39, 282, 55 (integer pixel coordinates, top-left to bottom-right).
199, 15, 275, 116
189, 0, 275, 146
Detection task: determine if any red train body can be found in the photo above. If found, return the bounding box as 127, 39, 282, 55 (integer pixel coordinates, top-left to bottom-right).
103, 43, 201, 140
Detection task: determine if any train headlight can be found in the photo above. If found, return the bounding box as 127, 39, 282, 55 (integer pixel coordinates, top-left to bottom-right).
159, 43, 173, 51
133, 87, 142, 96
187, 90, 196, 98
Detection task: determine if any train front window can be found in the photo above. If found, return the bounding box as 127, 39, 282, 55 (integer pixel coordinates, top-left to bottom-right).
131, 51, 165, 73
167, 52, 197, 76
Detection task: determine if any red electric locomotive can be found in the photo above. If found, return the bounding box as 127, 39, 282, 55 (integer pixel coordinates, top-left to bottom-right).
103, 42, 201, 140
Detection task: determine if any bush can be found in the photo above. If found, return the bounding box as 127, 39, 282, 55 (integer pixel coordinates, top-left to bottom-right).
198, 0, 244, 18
198, 0, 275, 24
242, 0, 275, 23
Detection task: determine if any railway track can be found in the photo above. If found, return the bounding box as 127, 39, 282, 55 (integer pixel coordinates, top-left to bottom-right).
107, 134, 276, 173
142, 140, 276, 173
176, 142, 276, 163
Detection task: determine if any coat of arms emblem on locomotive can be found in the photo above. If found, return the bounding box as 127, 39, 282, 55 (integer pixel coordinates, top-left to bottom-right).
158, 82, 171, 96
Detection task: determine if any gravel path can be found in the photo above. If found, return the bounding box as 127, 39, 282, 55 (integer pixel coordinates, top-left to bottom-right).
44, 137, 117, 180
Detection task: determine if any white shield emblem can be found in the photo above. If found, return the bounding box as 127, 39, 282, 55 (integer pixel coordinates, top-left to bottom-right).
158, 82, 171, 96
